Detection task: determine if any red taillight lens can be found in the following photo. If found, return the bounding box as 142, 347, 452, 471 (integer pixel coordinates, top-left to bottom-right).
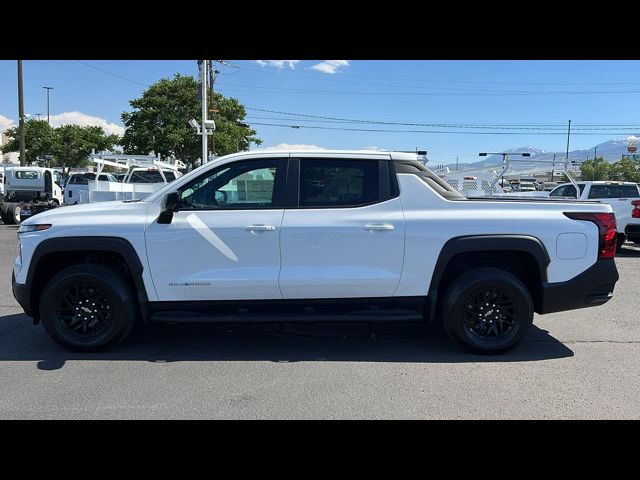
633, 200, 640, 219
564, 212, 617, 259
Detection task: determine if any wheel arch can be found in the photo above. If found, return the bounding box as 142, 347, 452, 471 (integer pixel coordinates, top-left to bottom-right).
25, 236, 149, 323
426, 235, 550, 320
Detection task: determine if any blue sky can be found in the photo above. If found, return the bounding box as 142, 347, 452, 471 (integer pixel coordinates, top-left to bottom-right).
2, 60, 640, 163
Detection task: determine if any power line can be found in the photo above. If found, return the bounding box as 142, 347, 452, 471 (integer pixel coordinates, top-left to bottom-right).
247, 121, 640, 136
245, 108, 640, 130
69, 60, 640, 136
74, 60, 149, 87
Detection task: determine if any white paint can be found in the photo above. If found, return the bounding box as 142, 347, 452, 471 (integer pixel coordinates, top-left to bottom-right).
186, 213, 238, 262
557, 233, 587, 259
14, 150, 614, 306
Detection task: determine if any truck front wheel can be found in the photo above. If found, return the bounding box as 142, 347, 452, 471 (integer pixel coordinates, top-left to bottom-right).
441, 268, 533, 354
39, 264, 138, 352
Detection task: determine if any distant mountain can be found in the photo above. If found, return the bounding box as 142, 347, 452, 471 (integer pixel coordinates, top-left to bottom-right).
438, 138, 640, 173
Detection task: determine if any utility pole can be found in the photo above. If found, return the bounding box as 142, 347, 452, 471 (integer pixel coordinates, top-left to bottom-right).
594, 145, 598, 161
17, 60, 26, 166
209, 61, 217, 158
456, 157, 459, 171
43, 86, 53, 124
198, 60, 208, 164
565, 119, 572, 161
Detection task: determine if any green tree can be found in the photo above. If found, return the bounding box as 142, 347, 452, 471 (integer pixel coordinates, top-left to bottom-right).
580, 157, 610, 181
120, 74, 261, 167
51, 125, 118, 175
0, 119, 54, 164
609, 157, 640, 182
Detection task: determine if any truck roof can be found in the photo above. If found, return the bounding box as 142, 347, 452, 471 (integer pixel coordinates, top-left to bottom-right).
241, 149, 423, 161
558, 181, 638, 186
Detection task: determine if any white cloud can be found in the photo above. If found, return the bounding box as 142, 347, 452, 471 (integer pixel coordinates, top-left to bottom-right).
258, 143, 325, 151
0, 114, 15, 134
255, 60, 301, 70
310, 60, 349, 74
49, 111, 125, 136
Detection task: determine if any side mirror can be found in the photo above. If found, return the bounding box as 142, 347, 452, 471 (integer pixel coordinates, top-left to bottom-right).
158, 192, 180, 224
165, 191, 180, 212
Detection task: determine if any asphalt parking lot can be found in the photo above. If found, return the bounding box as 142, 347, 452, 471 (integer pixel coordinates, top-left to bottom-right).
1, 223, 639, 419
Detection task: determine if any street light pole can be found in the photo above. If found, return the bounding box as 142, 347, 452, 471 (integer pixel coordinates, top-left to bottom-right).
17, 60, 26, 166
43, 86, 53, 125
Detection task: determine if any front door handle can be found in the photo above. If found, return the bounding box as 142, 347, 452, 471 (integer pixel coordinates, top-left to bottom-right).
244, 224, 276, 232
364, 223, 394, 231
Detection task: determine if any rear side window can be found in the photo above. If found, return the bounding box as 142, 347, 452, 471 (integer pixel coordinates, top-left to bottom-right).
620, 185, 640, 198
589, 185, 619, 199
299, 159, 379, 207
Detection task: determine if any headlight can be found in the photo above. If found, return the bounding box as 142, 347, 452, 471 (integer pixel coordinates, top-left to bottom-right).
17, 224, 52, 236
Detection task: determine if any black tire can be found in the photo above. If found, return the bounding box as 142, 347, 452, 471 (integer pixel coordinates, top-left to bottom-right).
632, 239, 640, 245
441, 268, 534, 354
616, 234, 626, 252
3, 203, 16, 224
39, 264, 138, 352
0, 203, 8, 224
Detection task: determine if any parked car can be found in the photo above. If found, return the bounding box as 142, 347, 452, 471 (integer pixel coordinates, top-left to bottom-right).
518, 181, 537, 192
1, 167, 63, 224
548, 181, 640, 249
12, 150, 619, 354
63, 172, 119, 205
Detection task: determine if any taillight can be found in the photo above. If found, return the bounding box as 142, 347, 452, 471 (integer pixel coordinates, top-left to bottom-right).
564, 212, 617, 259
633, 200, 640, 219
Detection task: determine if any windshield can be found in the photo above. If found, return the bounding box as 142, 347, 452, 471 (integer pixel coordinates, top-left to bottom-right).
128, 170, 177, 184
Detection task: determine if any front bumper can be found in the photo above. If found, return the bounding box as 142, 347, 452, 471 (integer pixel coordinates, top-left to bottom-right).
540, 259, 618, 314
11, 272, 32, 317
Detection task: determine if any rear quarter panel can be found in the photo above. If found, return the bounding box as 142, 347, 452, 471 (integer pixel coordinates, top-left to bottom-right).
395, 174, 608, 297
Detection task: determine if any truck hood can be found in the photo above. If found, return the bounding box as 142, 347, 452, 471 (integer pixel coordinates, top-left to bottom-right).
23, 200, 150, 227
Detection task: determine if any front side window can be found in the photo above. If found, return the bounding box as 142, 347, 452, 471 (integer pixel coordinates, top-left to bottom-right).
550, 184, 584, 197
299, 159, 379, 207
179, 159, 281, 210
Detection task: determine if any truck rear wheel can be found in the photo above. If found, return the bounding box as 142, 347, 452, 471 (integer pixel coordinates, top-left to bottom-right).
39, 264, 138, 352
10, 203, 21, 225
0, 203, 8, 224
441, 268, 533, 354
1, 203, 20, 225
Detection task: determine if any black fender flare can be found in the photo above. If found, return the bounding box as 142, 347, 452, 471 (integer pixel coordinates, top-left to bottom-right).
25, 236, 149, 322
426, 235, 550, 320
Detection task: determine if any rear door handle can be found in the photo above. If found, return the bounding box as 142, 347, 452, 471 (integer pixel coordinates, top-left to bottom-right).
364, 223, 394, 231
244, 224, 276, 232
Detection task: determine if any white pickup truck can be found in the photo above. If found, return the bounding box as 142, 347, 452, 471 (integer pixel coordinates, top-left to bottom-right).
548, 181, 640, 249
12, 150, 619, 354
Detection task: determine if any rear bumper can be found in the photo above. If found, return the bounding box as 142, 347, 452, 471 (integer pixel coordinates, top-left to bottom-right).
11, 272, 32, 317
540, 259, 618, 314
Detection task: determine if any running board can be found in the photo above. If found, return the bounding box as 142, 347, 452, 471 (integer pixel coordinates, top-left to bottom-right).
150, 311, 422, 324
